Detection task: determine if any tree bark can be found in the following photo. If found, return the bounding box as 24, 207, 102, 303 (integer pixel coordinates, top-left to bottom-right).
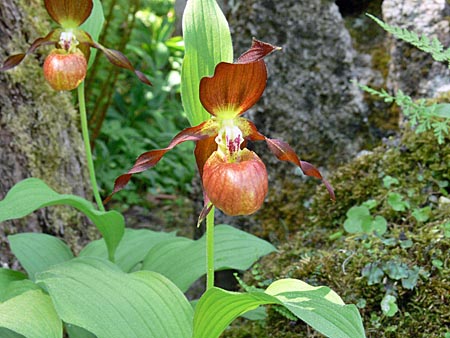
0, 0, 97, 267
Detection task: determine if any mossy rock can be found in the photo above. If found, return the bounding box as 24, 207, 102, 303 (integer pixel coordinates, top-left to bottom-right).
224, 127, 450, 337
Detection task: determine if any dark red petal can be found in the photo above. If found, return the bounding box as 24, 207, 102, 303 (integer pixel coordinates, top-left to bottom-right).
236, 38, 281, 64
0, 31, 59, 71
44, 0, 93, 27
77, 31, 152, 86
197, 200, 213, 227
199, 61, 267, 117
104, 121, 218, 203
265, 138, 336, 200
194, 136, 218, 177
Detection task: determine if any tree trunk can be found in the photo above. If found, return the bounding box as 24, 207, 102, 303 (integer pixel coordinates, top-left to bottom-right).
0, 0, 97, 267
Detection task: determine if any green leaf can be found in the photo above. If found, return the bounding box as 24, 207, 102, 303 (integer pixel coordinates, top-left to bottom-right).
344, 206, 372, 233
36, 257, 193, 338
372, 216, 387, 235
0, 279, 41, 302
387, 192, 410, 211
181, 0, 233, 126
142, 224, 276, 292
381, 294, 398, 317
0, 290, 62, 338
0, 268, 27, 295
0, 328, 25, 338
66, 324, 97, 338
265, 279, 365, 338
383, 260, 409, 280
383, 175, 399, 189
0, 178, 124, 261
411, 206, 431, 222
79, 0, 104, 68
79, 228, 176, 272
8, 233, 73, 281
362, 263, 384, 285
193, 279, 365, 338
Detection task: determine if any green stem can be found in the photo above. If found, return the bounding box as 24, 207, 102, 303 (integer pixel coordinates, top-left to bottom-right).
78, 82, 105, 212
206, 206, 215, 290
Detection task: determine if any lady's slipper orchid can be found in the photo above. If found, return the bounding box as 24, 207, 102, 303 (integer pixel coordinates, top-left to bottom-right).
0, 0, 151, 89
105, 39, 335, 217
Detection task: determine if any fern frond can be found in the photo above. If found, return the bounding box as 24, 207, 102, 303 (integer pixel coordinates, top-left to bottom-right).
367, 13, 450, 66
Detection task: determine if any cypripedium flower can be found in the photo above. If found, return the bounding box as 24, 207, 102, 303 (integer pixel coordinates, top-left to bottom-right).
0, 0, 151, 90
105, 39, 335, 217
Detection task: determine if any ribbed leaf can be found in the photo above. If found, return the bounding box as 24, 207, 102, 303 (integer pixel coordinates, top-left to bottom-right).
36, 257, 193, 338
0, 290, 62, 338
66, 324, 97, 338
142, 224, 276, 292
79, 228, 176, 272
193, 279, 365, 338
8, 233, 73, 281
0, 178, 124, 261
181, 0, 233, 125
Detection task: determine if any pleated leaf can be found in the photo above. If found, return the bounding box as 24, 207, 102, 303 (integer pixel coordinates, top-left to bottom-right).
181, 0, 233, 126
8, 233, 73, 281
79, 228, 176, 272
193, 279, 365, 338
0, 290, 62, 338
142, 224, 276, 292
36, 257, 193, 338
0, 178, 124, 261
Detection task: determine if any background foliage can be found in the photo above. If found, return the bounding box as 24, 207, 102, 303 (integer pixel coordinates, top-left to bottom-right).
85, 0, 194, 207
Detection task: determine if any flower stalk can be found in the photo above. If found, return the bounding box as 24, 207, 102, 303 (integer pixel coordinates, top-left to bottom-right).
78, 82, 105, 212
206, 206, 215, 290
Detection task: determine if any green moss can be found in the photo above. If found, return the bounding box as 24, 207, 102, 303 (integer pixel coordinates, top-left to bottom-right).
225, 127, 450, 337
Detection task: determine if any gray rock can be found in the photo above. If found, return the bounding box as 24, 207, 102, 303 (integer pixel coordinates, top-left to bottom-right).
382, 0, 450, 98
228, 0, 371, 179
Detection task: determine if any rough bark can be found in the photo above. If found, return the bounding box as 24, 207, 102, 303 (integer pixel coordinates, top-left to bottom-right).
0, 0, 97, 267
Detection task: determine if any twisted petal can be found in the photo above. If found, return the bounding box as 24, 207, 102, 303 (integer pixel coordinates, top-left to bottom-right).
194, 136, 217, 177
245, 121, 336, 200
236, 38, 281, 64
104, 120, 219, 203
0, 30, 59, 71
44, 0, 93, 28
76, 30, 152, 86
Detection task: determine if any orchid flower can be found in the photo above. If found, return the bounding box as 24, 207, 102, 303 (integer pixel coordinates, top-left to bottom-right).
0, 0, 150, 90
105, 39, 335, 216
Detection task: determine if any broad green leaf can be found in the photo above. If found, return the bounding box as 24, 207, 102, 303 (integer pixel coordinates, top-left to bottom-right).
8, 233, 73, 281
0, 328, 24, 338
36, 257, 193, 338
181, 0, 233, 125
0, 290, 62, 338
0, 269, 27, 293
265, 279, 365, 338
142, 224, 276, 292
193, 279, 365, 338
0, 279, 40, 302
79, 0, 104, 68
79, 228, 176, 272
66, 323, 97, 338
0, 178, 124, 261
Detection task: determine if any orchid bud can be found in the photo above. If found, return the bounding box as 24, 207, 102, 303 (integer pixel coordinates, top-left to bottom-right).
202, 149, 268, 216
43, 48, 87, 91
